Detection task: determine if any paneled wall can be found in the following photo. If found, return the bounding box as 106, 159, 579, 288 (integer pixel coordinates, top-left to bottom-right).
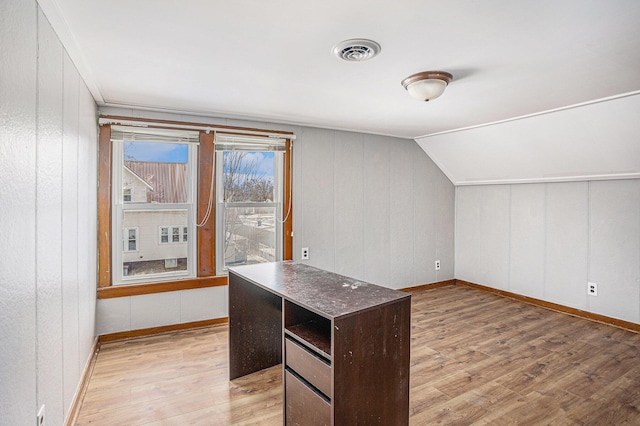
0, 2, 98, 425
456, 180, 640, 324
96, 107, 456, 335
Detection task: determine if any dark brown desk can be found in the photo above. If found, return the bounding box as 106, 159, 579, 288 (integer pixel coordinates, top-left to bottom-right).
228, 261, 411, 425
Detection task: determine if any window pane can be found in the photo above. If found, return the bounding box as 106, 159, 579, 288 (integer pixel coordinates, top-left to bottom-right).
172, 227, 180, 242
122, 210, 188, 278
223, 206, 276, 268
123, 142, 189, 204
223, 151, 275, 202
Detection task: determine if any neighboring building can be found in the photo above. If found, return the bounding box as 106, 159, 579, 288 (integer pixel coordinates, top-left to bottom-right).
121, 161, 189, 275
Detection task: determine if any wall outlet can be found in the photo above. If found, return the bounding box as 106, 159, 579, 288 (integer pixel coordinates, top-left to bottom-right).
588, 282, 598, 296
37, 405, 45, 426
301, 247, 309, 260
435, 260, 441, 270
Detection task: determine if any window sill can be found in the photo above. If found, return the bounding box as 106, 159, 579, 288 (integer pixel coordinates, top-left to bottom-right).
97, 275, 228, 299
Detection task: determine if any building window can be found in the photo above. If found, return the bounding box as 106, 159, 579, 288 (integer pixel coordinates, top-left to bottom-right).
159, 226, 187, 244
124, 227, 138, 252
123, 188, 132, 202
215, 135, 286, 274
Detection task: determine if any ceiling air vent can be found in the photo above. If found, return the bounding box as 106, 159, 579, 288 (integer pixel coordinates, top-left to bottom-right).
333, 39, 381, 62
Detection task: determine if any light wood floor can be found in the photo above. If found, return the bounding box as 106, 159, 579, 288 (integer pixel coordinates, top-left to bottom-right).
76, 285, 640, 425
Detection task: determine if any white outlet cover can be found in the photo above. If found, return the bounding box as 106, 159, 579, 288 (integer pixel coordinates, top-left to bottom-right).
588, 282, 598, 296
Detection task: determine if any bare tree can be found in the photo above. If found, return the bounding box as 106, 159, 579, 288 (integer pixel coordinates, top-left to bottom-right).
222, 152, 274, 263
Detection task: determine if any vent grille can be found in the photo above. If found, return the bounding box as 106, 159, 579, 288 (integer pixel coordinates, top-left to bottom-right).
333, 39, 381, 62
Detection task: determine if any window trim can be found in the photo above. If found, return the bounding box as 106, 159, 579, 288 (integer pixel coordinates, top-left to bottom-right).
97, 117, 293, 298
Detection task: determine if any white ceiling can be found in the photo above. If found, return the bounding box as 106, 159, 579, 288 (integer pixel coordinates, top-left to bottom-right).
41, 0, 640, 139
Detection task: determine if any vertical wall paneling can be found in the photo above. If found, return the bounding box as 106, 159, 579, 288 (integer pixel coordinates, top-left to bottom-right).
180, 286, 227, 324
509, 184, 546, 298
36, 7, 64, 423
544, 182, 589, 309
456, 179, 640, 325
130, 291, 181, 330
363, 134, 391, 285
0, 0, 38, 423
389, 141, 416, 288
455, 186, 483, 283
434, 149, 456, 282
412, 144, 437, 285
61, 51, 81, 414
334, 131, 365, 279
0, 2, 99, 423
77, 86, 98, 368
589, 180, 640, 322
299, 127, 336, 271
480, 185, 511, 290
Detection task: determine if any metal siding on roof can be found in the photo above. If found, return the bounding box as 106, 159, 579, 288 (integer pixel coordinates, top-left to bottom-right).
125, 161, 187, 203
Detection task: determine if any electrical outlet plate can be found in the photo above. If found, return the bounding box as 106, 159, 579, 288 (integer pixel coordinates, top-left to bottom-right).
435, 260, 441, 270
37, 405, 45, 426
301, 247, 309, 260
588, 282, 597, 296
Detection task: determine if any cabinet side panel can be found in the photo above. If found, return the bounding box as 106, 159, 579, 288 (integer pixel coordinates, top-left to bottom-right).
228, 272, 282, 379
333, 297, 411, 425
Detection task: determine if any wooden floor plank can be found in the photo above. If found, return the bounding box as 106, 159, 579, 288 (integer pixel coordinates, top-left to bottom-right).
76, 285, 640, 425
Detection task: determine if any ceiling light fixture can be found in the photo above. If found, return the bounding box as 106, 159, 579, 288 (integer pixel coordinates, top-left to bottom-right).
333, 39, 381, 62
401, 71, 453, 101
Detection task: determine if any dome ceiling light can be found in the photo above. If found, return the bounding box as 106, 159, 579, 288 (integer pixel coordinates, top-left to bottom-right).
401, 71, 453, 101
333, 39, 381, 62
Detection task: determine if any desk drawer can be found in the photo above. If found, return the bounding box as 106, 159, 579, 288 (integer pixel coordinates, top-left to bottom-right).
285, 370, 331, 426
285, 337, 331, 397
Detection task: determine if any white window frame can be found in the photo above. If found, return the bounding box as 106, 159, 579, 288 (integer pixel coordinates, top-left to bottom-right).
112, 136, 198, 285
215, 147, 284, 274
124, 227, 138, 252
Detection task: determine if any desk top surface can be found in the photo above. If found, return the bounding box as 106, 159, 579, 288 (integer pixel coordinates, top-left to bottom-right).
229, 261, 410, 319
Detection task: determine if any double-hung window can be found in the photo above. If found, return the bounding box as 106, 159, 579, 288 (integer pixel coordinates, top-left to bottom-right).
97, 117, 293, 295
111, 126, 199, 285
215, 134, 286, 274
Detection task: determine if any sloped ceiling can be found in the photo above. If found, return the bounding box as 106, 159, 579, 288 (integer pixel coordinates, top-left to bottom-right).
39, 0, 640, 184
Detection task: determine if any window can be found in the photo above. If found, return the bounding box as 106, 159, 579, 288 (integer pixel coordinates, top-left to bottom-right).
124, 227, 138, 252
215, 135, 286, 274
111, 126, 198, 285
97, 117, 293, 296
159, 226, 187, 244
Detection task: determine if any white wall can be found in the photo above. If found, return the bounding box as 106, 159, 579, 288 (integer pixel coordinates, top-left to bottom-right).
456, 180, 640, 324
0, 2, 98, 425
96, 107, 456, 334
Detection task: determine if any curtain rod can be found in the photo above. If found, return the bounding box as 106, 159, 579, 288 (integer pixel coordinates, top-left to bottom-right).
98, 117, 296, 140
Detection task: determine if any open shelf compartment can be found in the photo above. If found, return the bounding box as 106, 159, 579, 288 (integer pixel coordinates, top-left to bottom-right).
284, 300, 331, 359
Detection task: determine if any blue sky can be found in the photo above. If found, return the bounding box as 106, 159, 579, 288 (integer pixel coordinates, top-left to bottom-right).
124, 143, 275, 176
124, 142, 188, 163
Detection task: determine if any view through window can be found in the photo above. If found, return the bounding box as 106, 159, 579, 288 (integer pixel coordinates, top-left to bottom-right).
112, 132, 197, 284
215, 144, 284, 273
